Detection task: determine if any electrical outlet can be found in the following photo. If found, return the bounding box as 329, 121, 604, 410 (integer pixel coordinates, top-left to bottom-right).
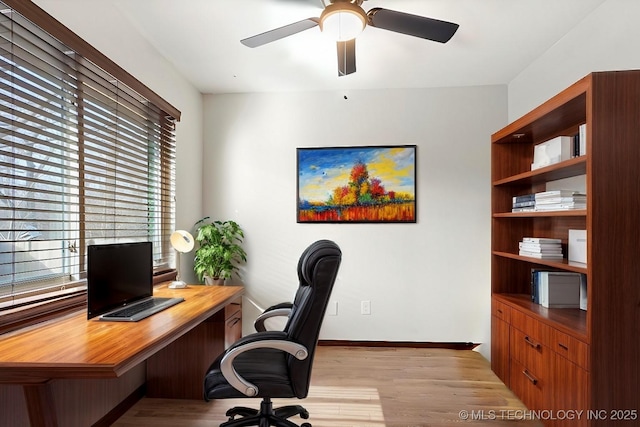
361, 300, 371, 315
327, 301, 338, 316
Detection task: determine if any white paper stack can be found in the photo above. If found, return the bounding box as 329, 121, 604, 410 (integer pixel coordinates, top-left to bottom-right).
519, 237, 563, 259
535, 190, 586, 211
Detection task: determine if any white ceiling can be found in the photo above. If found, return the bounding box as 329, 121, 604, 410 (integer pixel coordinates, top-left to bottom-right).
36, 0, 606, 94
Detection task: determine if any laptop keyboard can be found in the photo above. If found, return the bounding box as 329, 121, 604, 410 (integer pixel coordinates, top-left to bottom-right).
108, 298, 162, 318
102, 297, 183, 321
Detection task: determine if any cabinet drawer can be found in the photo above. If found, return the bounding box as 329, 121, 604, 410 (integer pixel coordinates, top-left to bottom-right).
510, 327, 550, 373
551, 329, 589, 369
510, 358, 547, 410
492, 299, 511, 323
510, 309, 551, 348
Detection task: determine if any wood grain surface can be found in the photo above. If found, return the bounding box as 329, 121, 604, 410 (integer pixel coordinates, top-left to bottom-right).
0, 284, 244, 383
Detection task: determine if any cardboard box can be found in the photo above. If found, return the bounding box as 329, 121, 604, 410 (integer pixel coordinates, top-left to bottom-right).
532, 136, 573, 170
569, 229, 587, 264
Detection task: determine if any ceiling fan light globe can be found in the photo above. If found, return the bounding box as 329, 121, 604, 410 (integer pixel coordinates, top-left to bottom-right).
320, 3, 366, 42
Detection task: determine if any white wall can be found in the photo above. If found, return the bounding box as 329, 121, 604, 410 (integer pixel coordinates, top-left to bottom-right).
35, 0, 205, 282
509, 0, 640, 120
203, 85, 507, 357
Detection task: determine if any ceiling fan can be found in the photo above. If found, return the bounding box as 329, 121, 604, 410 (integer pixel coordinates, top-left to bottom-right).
241, 0, 459, 76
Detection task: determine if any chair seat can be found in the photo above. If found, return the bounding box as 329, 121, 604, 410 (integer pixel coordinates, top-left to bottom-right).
205, 348, 295, 400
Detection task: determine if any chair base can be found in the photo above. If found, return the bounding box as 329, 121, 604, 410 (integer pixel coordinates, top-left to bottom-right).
221, 398, 311, 427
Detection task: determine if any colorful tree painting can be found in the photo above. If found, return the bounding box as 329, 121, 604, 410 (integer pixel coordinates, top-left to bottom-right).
297, 145, 416, 223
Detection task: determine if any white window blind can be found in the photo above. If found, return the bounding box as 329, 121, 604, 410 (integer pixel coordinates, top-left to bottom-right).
0, 2, 177, 308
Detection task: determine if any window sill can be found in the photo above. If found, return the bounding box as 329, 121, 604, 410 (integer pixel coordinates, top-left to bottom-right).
0, 270, 177, 335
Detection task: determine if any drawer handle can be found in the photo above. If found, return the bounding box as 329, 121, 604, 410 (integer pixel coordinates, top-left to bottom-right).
522, 369, 538, 385
228, 317, 241, 327
524, 336, 541, 350
558, 343, 569, 351
497, 309, 503, 314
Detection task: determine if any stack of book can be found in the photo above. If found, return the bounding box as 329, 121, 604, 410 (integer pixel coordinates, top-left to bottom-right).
512, 194, 536, 212
519, 237, 563, 259
534, 190, 586, 211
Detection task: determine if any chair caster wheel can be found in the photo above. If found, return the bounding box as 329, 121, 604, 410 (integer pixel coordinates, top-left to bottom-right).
301, 423, 311, 427
300, 409, 310, 419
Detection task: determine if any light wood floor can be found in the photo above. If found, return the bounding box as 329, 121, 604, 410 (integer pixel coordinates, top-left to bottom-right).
114, 346, 542, 427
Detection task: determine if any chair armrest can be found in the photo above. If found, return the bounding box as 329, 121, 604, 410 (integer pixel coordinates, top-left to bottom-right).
254, 302, 293, 332
220, 331, 308, 397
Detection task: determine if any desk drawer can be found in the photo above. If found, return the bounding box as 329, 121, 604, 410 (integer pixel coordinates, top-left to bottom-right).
225, 297, 242, 349
492, 298, 511, 323
225, 297, 242, 320
550, 329, 589, 369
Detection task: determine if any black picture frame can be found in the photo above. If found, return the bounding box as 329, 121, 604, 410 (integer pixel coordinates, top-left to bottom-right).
296, 145, 417, 223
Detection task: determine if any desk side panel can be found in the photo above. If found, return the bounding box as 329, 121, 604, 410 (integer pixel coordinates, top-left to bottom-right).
0, 363, 145, 427
0, 384, 29, 426
146, 309, 226, 399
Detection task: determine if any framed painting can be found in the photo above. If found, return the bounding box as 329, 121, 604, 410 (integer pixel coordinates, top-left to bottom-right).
297, 145, 417, 223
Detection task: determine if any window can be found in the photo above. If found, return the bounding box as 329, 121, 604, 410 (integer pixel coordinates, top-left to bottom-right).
0, 1, 179, 313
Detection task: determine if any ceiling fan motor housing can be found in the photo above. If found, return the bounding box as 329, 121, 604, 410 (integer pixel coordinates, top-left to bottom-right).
327, 0, 365, 6
319, 1, 368, 41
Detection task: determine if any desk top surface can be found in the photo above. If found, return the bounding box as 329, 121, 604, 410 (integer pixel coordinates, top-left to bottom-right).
0, 284, 244, 383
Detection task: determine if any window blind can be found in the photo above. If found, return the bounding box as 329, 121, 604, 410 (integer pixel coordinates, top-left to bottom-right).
0, 2, 177, 308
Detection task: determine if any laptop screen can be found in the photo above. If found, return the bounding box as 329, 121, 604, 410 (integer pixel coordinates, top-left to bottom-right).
87, 242, 153, 319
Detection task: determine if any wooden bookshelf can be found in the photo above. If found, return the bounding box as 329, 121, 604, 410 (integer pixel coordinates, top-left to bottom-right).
491, 70, 640, 426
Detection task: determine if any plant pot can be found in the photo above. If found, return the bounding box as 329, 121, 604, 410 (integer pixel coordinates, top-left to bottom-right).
204, 276, 225, 286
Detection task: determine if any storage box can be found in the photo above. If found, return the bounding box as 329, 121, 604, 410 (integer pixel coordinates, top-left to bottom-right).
569, 229, 587, 264
531, 136, 573, 170
539, 271, 582, 308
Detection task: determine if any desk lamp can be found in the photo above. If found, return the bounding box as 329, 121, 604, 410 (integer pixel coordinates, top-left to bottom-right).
169, 230, 194, 289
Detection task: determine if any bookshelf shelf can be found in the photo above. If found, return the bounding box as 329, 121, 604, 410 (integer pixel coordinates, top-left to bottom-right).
491, 70, 640, 426
493, 209, 587, 218
493, 156, 587, 187
492, 251, 587, 274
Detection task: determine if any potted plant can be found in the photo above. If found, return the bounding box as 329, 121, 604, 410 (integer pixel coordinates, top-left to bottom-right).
193, 218, 247, 285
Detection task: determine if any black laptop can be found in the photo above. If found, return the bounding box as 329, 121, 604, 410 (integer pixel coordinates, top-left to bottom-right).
87, 242, 183, 321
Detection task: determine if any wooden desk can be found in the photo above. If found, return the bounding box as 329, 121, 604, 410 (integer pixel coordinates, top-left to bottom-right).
0, 284, 244, 427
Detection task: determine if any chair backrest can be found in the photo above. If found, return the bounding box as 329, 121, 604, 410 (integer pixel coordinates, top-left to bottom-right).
284, 239, 341, 398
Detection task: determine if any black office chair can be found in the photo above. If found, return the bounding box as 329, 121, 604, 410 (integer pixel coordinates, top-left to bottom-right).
204, 239, 342, 427
253, 301, 293, 332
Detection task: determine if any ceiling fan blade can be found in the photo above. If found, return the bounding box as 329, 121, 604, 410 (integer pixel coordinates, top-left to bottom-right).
241, 18, 319, 48
337, 39, 356, 77
367, 8, 459, 43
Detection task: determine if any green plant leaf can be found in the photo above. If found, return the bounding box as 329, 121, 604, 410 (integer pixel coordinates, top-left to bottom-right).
192, 218, 247, 282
